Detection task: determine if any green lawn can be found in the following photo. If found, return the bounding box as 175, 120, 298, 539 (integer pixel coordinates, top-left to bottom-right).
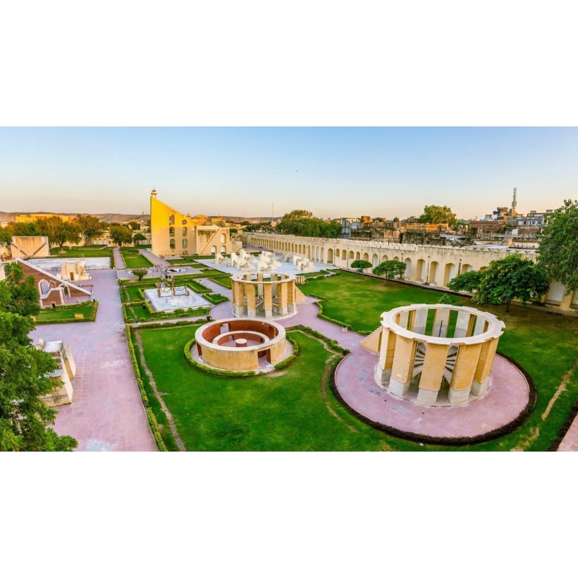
51, 246, 113, 259
36, 301, 97, 324
138, 326, 408, 451
301, 271, 578, 451
120, 249, 153, 268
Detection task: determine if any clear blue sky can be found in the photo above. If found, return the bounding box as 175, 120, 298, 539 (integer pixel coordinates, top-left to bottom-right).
0, 127, 576, 219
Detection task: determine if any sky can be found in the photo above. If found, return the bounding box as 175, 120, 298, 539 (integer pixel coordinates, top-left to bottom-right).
0, 127, 576, 219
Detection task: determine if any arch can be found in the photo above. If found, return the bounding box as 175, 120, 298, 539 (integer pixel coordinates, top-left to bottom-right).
363, 252, 369, 261
169, 226, 175, 237
443, 263, 457, 286
335, 249, 340, 259
381, 254, 389, 262
308, 246, 311, 259
169, 214, 175, 225
182, 226, 187, 236
404, 258, 412, 279
221, 245, 227, 254
416, 259, 426, 282
327, 248, 334, 264
429, 261, 440, 285
355, 251, 361, 260
211, 245, 217, 255
38, 279, 50, 296
320, 248, 324, 262
182, 238, 188, 249
349, 251, 354, 259
220, 233, 226, 244
170, 239, 176, 250
372, 254, 379, 267
461, 263, 472, 273
393, 256, 400, 261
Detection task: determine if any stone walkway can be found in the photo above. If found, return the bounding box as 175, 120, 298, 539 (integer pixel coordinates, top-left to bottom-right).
140, 248, 171, 268
30, 269, 157, 451
113, 246, 125, 269
558, 418, 578, 451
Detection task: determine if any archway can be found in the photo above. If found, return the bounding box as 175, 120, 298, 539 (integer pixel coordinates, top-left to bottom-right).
327, 248, 334, 264
372, 254, 379, 267
416, 259, 426, 281
429, 261, 440, 285
443, 263, 456, 286
404, 258, 412, 279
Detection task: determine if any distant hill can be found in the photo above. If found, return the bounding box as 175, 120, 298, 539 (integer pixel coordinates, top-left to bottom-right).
0, 211, 149, 224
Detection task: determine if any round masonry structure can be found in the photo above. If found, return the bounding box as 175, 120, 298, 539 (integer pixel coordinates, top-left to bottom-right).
376, 304, 505, 405
231, 272, 300, 319
194, 318, 288, 372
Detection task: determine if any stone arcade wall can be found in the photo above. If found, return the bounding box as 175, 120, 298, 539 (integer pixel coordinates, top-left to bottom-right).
243, 232, 578, 312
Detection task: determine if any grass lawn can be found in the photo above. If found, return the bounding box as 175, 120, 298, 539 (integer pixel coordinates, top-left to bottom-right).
301, 271, 578, 451
51, 246, 113, 259
138, 326, 407, 451
36, 301, 97, 324
120, 249, 153, 268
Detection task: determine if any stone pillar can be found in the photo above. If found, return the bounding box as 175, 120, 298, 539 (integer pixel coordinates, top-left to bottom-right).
287, 279, 296, 313
454, 310, 471, 338
233, 280, 244, 316
389, 336, 417, 397
263, 283, 273, 319
376, 328, 396, 385
245, 282, 256, 318
416, 343, 450, 405
448, 343, 483, 405
278, 281, 288, 315
433, 308, 450, 338
412, 308, 428, 335
257, 273, 264, 297
472, 338, 499, 396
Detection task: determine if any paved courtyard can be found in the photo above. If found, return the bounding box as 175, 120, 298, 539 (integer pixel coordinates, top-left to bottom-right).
30, 269, 157, 451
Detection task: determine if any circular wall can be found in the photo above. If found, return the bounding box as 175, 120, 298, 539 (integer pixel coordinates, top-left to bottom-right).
231, 272, 300, 319
375, 304, 505, 406
194, 318, 288, 372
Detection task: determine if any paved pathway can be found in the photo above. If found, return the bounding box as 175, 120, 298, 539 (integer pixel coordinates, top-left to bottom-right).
30, 269, 157, 451
113, 246, 125, 269
140, 249, 171, 268
558, 419, 578, 451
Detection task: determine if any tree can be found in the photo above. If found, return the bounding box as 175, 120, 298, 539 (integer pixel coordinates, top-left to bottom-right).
132, 268, 148, 281
438, 293, 459, 306
0, 228, 11, 245
538, 199, 578, 294
350, 259, 372, 270
133, 232, 146, 244
448, 270, 484, 293
474, 254, 550, 312
0, 263, 77, 451
277, 209, 341, 238
373, 260, 407, 279
128, 221, 141, 231
36, 217, 82, 248
419, 205, 457, 226
75, 215, 106, 244
109, 225, 134, 246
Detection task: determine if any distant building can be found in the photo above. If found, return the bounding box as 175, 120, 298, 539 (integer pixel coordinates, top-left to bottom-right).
16, 213, 74, 224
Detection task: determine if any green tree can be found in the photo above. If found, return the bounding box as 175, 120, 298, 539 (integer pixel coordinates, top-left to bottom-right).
448, 270, 484, 293
132, 268, 148, 281
538, 199, 578, 294
277, 209, 341, 238
36, 217, 82, 248
133, 232, 146, 243
0, 228, 11, 245
109, 225, 134, 246
350, 259, 372, 270
437, 293, 459, 306
0, 263, 77, 451
474, 254, 550, 312
373, 260, 407, 279
419, 205, 457, 226
75, 214, 106, 244
128, 221, 141, 231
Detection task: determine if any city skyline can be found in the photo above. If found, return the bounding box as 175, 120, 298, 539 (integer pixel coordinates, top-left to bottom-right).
0, 127, 576, 219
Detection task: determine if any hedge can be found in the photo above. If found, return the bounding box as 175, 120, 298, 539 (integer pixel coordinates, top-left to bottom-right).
125, 326, 167, 451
